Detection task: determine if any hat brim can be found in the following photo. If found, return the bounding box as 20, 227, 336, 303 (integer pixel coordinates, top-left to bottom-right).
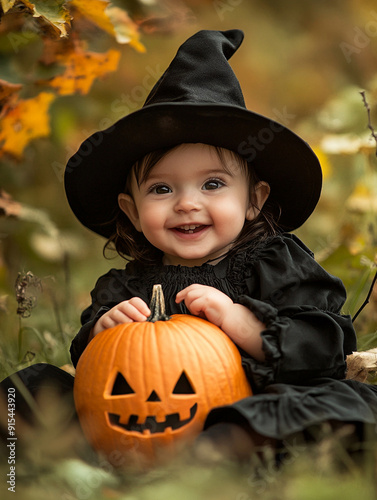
65, 103, 322, 238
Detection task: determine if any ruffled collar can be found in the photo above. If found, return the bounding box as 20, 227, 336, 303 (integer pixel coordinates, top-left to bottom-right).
126, 234, 281, 285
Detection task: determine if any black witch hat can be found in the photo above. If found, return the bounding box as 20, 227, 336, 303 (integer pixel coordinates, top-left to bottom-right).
65, 29, 322, 238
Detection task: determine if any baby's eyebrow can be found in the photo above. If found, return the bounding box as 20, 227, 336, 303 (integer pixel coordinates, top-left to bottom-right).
144, 167, 233, 183
202, 168, 233, 177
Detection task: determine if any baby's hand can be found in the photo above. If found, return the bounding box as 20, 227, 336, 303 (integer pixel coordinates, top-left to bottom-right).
91, 298, 151, 338
176, 284, 233, 329
176, 284, 265, 361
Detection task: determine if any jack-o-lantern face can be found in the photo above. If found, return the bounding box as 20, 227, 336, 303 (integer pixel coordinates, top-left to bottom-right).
107, 371, 198, 434
74, 286, 252, 467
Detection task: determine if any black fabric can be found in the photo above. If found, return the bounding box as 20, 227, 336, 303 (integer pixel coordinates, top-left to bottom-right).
1, 363, 74, 394
69, 233, 377, 440
144, 29, 246, 107
204, 379, 377, 438
0, 363, 75, 432
64, 30, 322, 237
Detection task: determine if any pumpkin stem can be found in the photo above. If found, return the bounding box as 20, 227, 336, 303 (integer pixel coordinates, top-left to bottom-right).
147, 284, 170, 323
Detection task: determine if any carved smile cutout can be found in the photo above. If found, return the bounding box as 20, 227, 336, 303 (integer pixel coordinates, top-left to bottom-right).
108, 403, 198, 434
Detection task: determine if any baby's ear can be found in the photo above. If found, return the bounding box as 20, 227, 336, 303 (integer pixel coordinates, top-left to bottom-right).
246, 181, 270, 220
118, 193, 142, 232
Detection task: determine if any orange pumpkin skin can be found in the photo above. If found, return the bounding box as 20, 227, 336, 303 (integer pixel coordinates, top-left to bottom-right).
74, 313, 252, 467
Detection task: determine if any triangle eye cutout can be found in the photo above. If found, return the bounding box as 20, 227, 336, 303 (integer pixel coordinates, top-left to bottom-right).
111, 372, 135, 396
172, 371, 195, 394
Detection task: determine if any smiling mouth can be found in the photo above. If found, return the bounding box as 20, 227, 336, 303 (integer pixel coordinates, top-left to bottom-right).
174, 225, 208, 234
107, 403, 198, 434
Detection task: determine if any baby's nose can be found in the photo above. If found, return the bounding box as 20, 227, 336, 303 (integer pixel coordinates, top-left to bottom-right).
174, 191, 201, 212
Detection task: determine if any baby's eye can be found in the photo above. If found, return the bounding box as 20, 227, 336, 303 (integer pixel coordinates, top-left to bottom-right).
202, 179, 225, 190
149, 184, 171, 194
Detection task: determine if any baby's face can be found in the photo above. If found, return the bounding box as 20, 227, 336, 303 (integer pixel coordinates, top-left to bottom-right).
120, 143, 259, 267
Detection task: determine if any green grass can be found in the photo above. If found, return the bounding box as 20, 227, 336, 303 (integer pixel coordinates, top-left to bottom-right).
1, 421, 376, 500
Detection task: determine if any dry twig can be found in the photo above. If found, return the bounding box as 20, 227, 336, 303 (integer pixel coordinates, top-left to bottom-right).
360, 90, 377, 156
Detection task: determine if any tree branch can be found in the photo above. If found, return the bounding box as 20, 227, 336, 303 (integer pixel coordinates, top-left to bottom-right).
360, 90, 377, 156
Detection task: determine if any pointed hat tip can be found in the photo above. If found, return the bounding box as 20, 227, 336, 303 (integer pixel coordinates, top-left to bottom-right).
193, 28, 244, 60
198, 28, 244, 50
222, 28, 244, 46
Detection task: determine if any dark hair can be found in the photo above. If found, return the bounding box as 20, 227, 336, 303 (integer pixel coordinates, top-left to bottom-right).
104, 145, 281, 264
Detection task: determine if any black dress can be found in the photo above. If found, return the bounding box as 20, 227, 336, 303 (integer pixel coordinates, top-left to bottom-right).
70, 233, 377, 441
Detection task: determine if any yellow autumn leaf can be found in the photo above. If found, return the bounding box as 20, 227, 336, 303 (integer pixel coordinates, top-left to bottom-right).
70, 0, 114, 34
42, 48, 120, 96
312, 146, 332, 179
70, 0, 145, 51
0, 92, 55, 159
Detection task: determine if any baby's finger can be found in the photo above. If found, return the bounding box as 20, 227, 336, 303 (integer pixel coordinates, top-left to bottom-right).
119, 301, 150, 322
110, 307, 135, 324
128, 297, 151, 316
175, 288, 187, 304
176, 284, 204, 303
184, 297, 205, 317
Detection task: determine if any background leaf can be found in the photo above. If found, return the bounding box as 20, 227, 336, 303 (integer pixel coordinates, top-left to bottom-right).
39, 47, 121, 95
0, 92, 55, 158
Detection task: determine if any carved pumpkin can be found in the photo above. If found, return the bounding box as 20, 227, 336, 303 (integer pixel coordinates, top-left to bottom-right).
74, 285, 252, 466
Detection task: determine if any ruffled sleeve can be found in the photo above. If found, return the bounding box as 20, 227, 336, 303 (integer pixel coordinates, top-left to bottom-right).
235, 234, 357, 391
70, 265, 149, 367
